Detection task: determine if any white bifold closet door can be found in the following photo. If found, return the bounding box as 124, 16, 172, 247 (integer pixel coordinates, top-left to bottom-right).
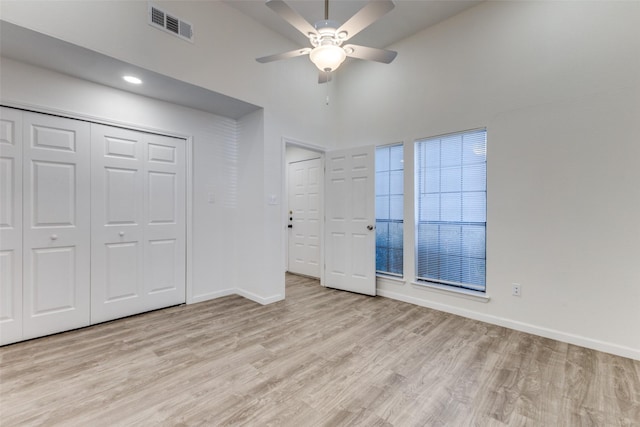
0, 107, 24, 344
22, 112, 91, 340
91, 125, 185, 324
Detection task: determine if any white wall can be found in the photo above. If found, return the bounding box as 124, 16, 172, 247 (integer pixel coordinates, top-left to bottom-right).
336, 1, 640, 359
235, 109, 287, 303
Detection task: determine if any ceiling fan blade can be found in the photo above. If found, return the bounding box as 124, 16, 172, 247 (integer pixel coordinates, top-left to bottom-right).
343, 44, 397, 63
266, 0, 318, 38
318, 71, 332, 84
256, 47, 311, 63
336, 0, 395, 42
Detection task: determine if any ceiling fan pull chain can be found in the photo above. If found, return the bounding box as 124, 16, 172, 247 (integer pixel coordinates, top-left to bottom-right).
326, 74, 330, 106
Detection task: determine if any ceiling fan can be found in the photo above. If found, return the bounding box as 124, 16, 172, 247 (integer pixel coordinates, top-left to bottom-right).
256, 0, 398, 83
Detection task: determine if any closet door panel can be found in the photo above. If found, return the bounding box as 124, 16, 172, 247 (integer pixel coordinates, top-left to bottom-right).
91, 125, 145, 324
1, 108, 187, 343
144, 134, 185, 311
0, 107, 23, 345
22, 112, 90, 339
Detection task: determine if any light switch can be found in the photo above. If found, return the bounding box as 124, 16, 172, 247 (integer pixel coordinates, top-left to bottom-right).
268, 194, 278, 205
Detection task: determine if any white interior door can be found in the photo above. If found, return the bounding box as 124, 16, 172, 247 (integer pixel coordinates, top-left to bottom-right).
324, 146, 376, 296
0, 107, 23, 345
288, 158, 321, 278
91, 124, 145, 323
22, 112, 91, 339
91, 126, 185, 323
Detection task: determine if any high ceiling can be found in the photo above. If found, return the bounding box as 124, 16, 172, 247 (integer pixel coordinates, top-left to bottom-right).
0, 1, 483, 118
224, 0, 482, 49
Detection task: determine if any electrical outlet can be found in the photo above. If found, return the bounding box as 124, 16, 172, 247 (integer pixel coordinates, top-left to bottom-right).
512, 283, 522, 297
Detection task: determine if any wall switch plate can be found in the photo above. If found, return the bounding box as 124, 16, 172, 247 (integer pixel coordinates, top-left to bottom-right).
512, 283, 522, 297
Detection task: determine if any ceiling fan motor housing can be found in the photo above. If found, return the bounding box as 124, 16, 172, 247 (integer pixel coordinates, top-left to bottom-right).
310, 20, 344, 47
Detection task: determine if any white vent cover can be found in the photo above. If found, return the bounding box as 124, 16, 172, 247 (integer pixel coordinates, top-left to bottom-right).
148, 3, 193, 42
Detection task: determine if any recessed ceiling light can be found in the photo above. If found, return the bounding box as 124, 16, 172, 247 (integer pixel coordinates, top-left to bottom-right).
123, 75, 142, 85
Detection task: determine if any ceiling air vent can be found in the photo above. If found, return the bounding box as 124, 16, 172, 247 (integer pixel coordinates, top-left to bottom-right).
148, 3, 193, 42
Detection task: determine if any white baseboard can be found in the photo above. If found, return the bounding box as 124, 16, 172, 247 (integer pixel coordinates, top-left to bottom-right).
377, 288, 640, 361
188, 288, 236, 304
236, 288, 284, 305
189, 287, 284, 306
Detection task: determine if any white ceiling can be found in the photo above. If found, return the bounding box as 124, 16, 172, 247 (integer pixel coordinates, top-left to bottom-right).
224, 0, 482, 49
0, 1, 482, 118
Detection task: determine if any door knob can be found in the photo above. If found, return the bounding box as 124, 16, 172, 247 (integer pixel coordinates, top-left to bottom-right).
119, 231, 125, 237
367, 225, 374, 231
50, 234, 58, 240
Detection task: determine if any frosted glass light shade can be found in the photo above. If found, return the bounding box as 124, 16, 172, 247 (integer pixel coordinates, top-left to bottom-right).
309, 45, 346, 72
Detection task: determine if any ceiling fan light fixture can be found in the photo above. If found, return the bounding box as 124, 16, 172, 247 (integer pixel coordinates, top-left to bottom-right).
309, 44, 346, 72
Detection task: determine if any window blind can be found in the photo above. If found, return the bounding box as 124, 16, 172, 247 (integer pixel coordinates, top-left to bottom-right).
415, 129, 486, 291
375, 144, 404, 276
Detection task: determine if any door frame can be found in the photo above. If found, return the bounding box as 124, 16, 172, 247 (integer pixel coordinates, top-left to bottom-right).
282, 137, 326, 286
1, 101, 195, 303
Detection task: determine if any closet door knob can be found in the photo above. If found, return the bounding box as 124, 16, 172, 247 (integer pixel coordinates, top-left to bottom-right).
119, 231, 125, 237
50, 234, 58, 240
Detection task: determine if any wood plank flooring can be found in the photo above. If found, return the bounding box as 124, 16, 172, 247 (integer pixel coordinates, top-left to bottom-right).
1, 273, 639, 426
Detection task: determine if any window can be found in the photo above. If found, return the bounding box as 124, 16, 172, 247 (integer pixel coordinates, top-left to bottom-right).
415, 129, 487, 292
375, 144, 404, 276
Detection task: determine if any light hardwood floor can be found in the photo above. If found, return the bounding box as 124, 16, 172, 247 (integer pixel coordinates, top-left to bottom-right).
1, 274, 639, 426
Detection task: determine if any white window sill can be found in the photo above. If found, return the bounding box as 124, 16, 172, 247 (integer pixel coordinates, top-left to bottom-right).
411, 281, 490, 303
376, 274, 405, 284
